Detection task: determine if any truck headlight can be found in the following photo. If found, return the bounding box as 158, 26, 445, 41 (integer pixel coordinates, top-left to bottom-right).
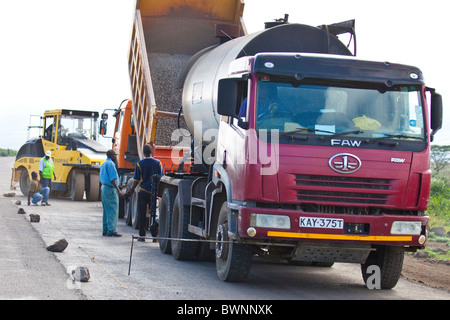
250, 213, 291, 229
390, 221, 422, 235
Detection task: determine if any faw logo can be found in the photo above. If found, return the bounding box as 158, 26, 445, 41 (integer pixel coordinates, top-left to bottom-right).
391, 158, 406, 163
329, 153, 361, 174
331, 139, 362, 147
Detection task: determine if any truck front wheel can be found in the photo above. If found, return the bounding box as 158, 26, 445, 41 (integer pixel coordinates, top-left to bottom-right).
361, 246, 404, 289
215, 201, 253, 282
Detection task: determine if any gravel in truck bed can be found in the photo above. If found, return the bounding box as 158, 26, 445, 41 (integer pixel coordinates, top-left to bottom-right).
148, 53, 191, 146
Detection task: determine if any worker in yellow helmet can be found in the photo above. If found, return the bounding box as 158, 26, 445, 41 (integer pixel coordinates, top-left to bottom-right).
39, 150, 56, 205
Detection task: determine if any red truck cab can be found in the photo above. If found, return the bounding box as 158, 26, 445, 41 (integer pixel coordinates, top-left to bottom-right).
215, 53, 442, 287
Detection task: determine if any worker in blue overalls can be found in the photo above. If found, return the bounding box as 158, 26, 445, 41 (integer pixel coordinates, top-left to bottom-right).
100, 149, 124, 237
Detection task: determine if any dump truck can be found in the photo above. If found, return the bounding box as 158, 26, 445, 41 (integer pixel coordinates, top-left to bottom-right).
11, 109, 107, 201
118, 0, 442, 288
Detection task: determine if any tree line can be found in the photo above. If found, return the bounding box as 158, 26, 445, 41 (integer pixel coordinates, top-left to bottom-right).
0, 148, 17, 157
431, 145, 450, 174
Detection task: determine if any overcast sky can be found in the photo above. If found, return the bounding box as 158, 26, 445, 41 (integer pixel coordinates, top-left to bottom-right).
0, 0, 448, 150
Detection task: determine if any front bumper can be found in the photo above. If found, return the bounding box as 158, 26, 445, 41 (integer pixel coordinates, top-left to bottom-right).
238, 206, 428, 248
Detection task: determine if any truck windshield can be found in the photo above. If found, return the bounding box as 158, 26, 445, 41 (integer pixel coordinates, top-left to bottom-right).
255, 80, 425, 142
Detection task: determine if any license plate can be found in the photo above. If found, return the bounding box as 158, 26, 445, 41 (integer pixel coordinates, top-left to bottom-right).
300, 217, 344, 229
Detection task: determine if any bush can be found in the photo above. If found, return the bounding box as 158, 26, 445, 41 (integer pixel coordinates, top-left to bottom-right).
428, 195, 450, 217
430, 177, 450, 198
427, 178, 450, 230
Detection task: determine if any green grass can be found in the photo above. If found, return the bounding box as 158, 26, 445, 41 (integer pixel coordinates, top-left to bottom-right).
426, 168, 450, 232
428, 232, 450, 246
421, 233, 450, 260
422, 249, 450, 261
424, 169, 450, 260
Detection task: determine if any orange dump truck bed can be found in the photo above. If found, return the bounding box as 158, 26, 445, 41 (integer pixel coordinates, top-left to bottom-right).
128, 0, 246, 161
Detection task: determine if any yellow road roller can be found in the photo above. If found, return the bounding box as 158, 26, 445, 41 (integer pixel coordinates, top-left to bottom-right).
11, 109, 107, 201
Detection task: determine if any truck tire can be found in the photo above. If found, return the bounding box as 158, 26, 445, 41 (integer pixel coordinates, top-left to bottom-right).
19, 168, 30, 196
361, 246, 404, 289
124, 197, 132, 226
118, 197, 125, 218
86, 173, 99, 201
130, 191, 139, 229
170, 194, 198, 260
123, 178, 134, 225
159, 188, 176, 254
70, 170, 85, 201
197, 242, 215, 261
215, 201, 253, 282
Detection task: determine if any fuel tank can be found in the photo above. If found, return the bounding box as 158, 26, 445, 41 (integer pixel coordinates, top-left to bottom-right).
180, 23, 353, 144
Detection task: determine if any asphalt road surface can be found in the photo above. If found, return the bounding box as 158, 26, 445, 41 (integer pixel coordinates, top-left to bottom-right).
1, 156, 449, 302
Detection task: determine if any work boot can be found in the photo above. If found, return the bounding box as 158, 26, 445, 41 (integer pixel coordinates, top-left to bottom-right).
108, 232, 122, 237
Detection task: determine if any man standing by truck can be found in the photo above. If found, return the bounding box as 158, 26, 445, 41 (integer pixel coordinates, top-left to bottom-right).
100, 149, 124, 237
126, 144, 164, 241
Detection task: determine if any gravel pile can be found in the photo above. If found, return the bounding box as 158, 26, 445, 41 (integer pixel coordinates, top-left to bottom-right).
148, 53, 191, 146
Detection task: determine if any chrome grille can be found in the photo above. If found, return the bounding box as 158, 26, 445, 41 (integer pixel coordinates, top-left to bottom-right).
294, 174, 391, 205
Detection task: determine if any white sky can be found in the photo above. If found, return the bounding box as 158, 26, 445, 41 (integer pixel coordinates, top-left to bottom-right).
0, 0, 449, 150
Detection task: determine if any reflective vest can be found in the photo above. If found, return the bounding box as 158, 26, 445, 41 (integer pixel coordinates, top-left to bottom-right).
41, 157, 54, 179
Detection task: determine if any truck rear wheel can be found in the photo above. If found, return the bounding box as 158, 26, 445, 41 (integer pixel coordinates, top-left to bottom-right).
361, 246, 404, 289
118, 197, 125, 218
70, 170, 85, 201
171, 194, 198, 260
124, 197, 132, 226
130, 191, 139, 229
19, 169, 30, 196
215, 201, 253, 282
159, 188, 176, 254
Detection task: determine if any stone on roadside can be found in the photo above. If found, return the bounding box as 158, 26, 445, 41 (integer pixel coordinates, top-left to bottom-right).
29, 214, 40, 223
17, 208, 25, 214
15, 200, 21, 205
46, 239, 68, 252
414, 251, 429, 259
3, 192, 15, 197
430, 226, 446, 236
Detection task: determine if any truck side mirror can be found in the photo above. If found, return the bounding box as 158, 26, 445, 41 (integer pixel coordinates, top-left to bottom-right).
100, 119, 107, 136
218, 78, 239, 117
217, 78, 248, 129
430, 91, 443, 141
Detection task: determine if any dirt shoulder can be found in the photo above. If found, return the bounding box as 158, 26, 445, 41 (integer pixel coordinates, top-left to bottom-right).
401, 241, 450, 292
